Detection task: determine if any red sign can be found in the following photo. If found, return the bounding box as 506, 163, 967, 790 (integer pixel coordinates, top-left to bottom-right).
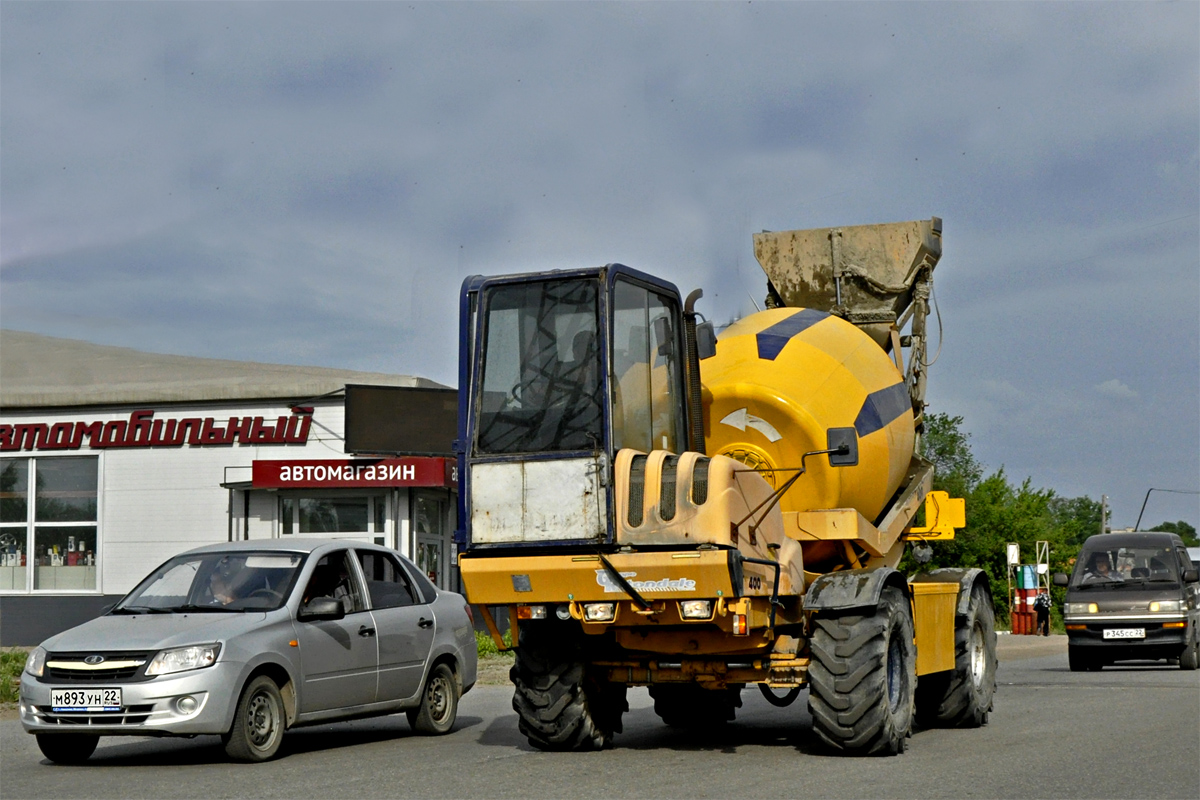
1, 410, 312, 452
252, 457, 457, 489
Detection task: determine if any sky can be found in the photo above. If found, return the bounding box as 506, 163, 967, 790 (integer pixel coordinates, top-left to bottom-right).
1, 1, 1197, 531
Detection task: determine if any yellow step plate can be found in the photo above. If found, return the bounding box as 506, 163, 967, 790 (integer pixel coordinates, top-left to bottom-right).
910, 581, 958, 675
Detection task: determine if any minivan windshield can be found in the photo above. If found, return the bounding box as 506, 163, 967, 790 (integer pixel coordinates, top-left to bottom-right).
114, 551, 306, 613
1071, 543, 1180, 589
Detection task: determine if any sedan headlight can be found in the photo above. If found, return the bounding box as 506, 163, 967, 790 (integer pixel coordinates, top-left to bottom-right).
1149, 600, 1181, 613
145, 644, 221, 676
24, 646, 46, 677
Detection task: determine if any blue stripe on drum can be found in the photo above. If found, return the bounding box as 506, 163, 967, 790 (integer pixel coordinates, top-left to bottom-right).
755, 309, 830, 361
854, 382, 912, 437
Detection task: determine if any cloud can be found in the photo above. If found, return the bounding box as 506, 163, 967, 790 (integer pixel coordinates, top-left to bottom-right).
1, 1, 1196, 529
1096, 379, 1139, 400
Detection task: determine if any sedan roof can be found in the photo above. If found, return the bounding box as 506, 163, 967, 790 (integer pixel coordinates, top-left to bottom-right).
182, 538, 387, 556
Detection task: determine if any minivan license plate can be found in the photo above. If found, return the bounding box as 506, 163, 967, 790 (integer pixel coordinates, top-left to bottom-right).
51, 688, 121, 711
1102, 628, 1145, 640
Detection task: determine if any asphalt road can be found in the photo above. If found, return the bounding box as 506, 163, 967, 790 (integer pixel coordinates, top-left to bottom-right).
3, 635, 1198, 800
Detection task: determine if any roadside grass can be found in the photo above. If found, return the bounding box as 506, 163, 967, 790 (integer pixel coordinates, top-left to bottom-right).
476, 629, 513, 658
1, 648, 30, 704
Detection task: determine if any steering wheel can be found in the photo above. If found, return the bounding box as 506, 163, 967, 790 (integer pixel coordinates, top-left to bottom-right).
249, 588, 284, 602
508, 376, 538, 407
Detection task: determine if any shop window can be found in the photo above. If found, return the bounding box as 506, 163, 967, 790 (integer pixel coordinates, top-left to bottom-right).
414, 492, 446, 587
280, 495, 386, 537
0, 456, 99, 592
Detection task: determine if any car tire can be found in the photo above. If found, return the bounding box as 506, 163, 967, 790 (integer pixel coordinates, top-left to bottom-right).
915, 582, 997, 728
407, 663, 460, 735
807, 586, 917, 755
224, 675, 285, 762
35, 734, 99, 765
1180, 636, 1199, 671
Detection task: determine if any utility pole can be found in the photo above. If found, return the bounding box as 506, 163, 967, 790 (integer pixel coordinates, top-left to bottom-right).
1100, 495, 1109, 535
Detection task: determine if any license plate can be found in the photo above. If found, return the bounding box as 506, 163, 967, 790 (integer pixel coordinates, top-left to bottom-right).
51, 688, 122, 712
1102, 628, 1145, 640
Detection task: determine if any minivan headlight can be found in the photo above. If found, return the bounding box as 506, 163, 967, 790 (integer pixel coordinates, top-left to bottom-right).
1149, 600, 1181, 613
145, 644, 221, 676
24, 646, 47, 677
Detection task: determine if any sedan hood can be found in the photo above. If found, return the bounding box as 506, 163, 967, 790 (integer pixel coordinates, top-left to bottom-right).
42, 612, 273, 653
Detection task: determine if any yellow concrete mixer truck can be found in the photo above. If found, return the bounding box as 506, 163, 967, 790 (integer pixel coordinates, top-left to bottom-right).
455, 217, 996, 755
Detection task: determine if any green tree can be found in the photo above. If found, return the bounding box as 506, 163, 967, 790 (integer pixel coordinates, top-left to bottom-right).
1049, 495, 1103, 547
920, 413, 983, 497
1149, 520, 1199, 547
909, 413, 1094, 623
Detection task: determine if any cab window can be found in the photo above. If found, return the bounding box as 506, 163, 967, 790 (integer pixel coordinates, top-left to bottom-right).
611, 279, 686, 453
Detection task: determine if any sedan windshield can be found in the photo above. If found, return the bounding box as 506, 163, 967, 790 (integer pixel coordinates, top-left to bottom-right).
115, 552, 306, 613
1071, 544, 1180, 589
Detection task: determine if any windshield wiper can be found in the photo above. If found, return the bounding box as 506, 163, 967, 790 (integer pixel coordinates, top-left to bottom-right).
173, 603, 240, 613
111, 605, 172, 615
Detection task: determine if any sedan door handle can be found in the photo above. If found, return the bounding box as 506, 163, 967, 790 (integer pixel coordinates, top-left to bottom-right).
358, 626, 376, 637
418, 617, 434, 629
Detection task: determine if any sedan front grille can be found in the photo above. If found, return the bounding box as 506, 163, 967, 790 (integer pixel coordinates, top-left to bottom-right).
43, 652, 151, 683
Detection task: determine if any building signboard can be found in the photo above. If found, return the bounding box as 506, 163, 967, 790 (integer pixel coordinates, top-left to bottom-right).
251, 457, 457, 489
0, 409, 313, 452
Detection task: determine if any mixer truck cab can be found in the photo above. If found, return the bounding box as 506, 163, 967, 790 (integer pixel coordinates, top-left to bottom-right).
1055, 531, 1200, 671
456, 219, 995, 756
457, 265, 697, 549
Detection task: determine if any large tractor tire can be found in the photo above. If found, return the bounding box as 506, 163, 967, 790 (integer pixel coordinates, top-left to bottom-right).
649, 684, 743, 727
915, 582, 998, 727
510, 621, 627, 751
807, 586, 917, 755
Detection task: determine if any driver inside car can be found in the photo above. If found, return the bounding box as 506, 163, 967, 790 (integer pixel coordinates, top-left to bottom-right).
1083, 552, 1122, 581
207, 558, 247, 605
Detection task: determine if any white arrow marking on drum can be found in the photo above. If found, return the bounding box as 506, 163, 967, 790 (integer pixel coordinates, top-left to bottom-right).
719, 408, 782, 442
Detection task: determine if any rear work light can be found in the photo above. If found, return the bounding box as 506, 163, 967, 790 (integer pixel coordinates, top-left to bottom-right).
583, 603, 616, 622
679, 600, 714, 620
516, 605, 547, 620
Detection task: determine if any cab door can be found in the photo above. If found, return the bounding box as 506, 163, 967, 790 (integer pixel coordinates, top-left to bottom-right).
294, 549, 378, 712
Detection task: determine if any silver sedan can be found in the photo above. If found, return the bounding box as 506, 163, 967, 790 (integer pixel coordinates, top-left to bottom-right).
19, 539, 477, 763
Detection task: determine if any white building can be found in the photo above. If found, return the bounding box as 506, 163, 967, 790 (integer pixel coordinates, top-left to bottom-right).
0, 330, 458, 645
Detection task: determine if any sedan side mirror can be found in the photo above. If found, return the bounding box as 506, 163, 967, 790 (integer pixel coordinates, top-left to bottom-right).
1183, 568, 1199, 584
298, 596, 345, 621
1052, 573, 1069, 587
